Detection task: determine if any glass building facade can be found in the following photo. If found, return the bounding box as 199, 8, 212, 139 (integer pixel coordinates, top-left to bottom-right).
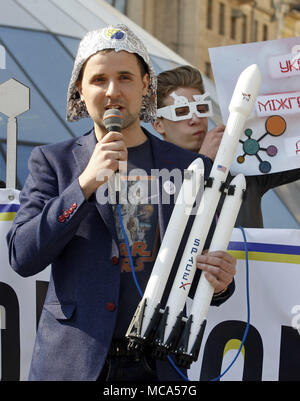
0, 0, 188, 188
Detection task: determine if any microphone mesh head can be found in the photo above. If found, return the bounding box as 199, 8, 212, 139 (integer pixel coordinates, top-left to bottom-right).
103, 108, 123, 132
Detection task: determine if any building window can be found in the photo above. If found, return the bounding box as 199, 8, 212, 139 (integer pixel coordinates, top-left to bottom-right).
263, 24, 268, 41
231, 16, 236, 39
104, 0, 127, 14
205, 61, 211, 78
207, 0, 213, 30
254, 20, 258, 42
242, 14, 247, 43
219, 3, 225, 35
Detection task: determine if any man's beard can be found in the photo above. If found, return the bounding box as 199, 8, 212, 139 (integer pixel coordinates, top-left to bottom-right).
121, 109, 140, 130
99, 109, 140, 131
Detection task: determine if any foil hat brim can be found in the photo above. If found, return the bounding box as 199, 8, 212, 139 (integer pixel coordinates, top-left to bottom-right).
66, 24, 157, 123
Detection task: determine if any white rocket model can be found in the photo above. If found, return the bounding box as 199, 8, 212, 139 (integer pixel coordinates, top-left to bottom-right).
158, 64, 262, 347
126, 64, 262, 365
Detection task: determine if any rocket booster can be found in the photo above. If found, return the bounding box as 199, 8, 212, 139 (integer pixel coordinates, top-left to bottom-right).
186, 173, 246, 355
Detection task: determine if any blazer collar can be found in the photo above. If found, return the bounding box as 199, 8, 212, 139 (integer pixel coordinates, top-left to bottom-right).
72, 129, 118, 242
72, 129, 97, 173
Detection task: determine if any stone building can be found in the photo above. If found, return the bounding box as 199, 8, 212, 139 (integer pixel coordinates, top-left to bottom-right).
107, 0, 300, 79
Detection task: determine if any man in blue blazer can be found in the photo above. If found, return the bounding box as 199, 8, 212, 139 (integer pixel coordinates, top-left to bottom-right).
7, 25, 236, 381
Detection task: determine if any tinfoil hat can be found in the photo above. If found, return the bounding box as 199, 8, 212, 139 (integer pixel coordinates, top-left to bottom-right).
66, 24, 157, 123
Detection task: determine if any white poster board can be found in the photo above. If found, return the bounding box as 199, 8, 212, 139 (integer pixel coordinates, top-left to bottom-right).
209, 37, 300, 176
188, 228, 300, 381
0, 188, 50, 381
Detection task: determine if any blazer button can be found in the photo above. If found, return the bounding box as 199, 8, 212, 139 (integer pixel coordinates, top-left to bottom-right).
58, 215, 65, 223
106, 302, 116, 312
111, 256, 119, 265
72, 202, 78, 210
63, 210, 70, 219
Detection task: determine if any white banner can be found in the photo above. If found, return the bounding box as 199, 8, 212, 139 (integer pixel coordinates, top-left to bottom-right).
1, 194, 300, 380
0, 188, 50, 381
188, 228, 300, 381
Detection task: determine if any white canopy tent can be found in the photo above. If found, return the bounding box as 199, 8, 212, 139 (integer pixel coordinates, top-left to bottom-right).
0, 0, 299, 228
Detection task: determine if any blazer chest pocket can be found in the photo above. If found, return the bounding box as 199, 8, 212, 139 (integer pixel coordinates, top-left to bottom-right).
43, 303, 76, 321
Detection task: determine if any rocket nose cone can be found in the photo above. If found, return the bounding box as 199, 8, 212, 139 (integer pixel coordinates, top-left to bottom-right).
241, 64, 261, 85
240, 64, 262, 89
229, 63, 262, 115
230, 173, 246, 190
189, 157, 204, 171
244, 63, 260, 75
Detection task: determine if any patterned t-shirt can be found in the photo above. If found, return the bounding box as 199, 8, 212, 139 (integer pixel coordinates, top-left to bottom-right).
112, 139, 160, 338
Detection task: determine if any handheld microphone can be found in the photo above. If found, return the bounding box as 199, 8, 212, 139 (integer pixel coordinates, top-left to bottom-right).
103, 108, 124, 204
103, 108, 123, 133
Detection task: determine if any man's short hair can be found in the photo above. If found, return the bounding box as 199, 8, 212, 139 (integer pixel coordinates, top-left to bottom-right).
157, 65, 205, 109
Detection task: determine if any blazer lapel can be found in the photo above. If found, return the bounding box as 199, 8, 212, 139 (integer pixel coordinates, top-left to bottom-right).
72, 131, 96, 173
72, 130, 118, 243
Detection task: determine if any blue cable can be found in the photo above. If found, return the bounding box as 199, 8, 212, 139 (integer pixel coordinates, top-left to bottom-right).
117, 204, 250, 382
210, 226, 250, 381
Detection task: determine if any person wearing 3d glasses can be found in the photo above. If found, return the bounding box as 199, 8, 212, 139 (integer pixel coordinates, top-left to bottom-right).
154, 65, 300, 228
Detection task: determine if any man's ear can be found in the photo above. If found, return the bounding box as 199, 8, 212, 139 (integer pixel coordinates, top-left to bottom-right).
142, 73, 150, 97
152, 119, 166, 137
76, 80, 84, 102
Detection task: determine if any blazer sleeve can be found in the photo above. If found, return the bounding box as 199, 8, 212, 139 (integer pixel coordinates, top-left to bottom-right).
6, 146, 92, 277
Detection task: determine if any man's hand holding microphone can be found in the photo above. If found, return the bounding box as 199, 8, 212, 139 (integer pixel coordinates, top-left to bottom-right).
79, 109, 127, 200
